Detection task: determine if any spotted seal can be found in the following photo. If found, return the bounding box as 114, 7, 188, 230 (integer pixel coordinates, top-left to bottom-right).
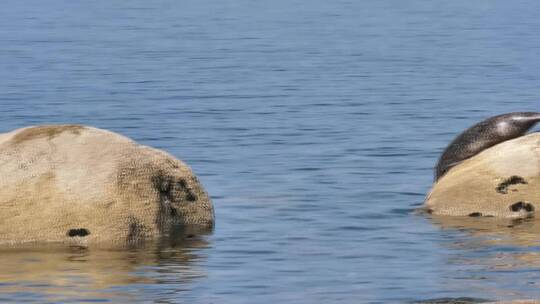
435, 112, 540, 180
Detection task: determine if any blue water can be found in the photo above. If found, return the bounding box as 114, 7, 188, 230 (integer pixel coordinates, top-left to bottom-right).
1, 0, 540, 303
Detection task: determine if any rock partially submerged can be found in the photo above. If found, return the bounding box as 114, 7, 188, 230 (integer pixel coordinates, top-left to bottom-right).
0, 125, 214, 247
424, 133, 540, 218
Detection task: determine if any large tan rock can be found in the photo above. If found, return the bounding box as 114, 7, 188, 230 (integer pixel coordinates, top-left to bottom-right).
0, 125, 214, 246
424, 133, 540, 218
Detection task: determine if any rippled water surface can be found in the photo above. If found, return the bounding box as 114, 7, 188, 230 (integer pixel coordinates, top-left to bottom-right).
1, 0, 540, 303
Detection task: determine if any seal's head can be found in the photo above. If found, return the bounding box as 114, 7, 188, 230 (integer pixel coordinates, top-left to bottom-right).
435, 111, 540, 181
494, 112, 540, 136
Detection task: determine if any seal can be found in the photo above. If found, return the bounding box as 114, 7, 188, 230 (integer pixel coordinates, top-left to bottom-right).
435, 112, 540, 180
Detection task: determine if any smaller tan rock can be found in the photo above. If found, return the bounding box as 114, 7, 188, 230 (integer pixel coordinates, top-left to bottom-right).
424, 133, 540, 218
0, 125, 214, 247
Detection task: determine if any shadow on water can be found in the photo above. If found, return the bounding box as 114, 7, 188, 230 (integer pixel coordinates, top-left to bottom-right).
0, 227, 213, 303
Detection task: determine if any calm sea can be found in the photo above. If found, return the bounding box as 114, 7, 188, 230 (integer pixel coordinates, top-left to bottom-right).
1, 0, 540, 303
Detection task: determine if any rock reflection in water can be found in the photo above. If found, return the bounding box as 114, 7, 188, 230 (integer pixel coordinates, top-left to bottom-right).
431, 215, 540, 248
428, 215, 540, 301
0, 229, 212, 303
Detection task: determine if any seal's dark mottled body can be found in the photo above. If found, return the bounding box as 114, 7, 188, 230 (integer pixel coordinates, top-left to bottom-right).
436, 112, 540, 180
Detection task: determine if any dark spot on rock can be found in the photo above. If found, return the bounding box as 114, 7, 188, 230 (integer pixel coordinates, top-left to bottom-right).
173, 180, 197, 202
496, 175, 528, 194
425, 208, 433, 214
510, 201, 535, 212
178, 179, 187, 188
468, 212, 482, 217
153, 175, 174, 203
12, 125, 84, 144
159, 179, 171, 193
177, 179, 197, 202
153, 176, 198, 211
170, 206, 178, 217
67, 228, 90, 237
186, 191, 197, 202
127, 216, 147, 244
